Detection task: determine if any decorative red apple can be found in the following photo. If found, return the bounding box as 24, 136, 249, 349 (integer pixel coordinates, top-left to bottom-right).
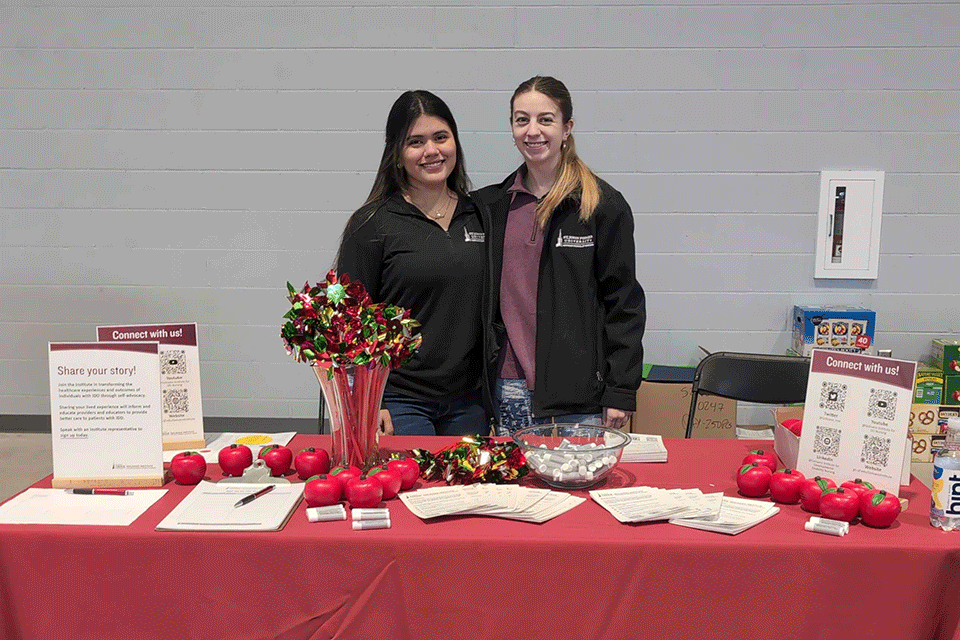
344, 474, 383, 509
819, 487, 860, 522
369, 465, 402, 500
303, 474, 342, 507
258, 444, 293, 477
769, 468, 806, 504
780, 418, 803, 437
170, 451, 207, 485
387, 458, 420, 491
218, 444, 253, 477
330, 465, 362, 494
737, 463, 772, 497
840, 478, 875, 499
799, 476, 837, 513
742, 449, 778, 474
294, 447, 331, 480
860, 489, 902, 528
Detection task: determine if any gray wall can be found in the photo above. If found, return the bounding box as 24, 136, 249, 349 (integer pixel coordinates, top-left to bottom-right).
2, 1, 958, 421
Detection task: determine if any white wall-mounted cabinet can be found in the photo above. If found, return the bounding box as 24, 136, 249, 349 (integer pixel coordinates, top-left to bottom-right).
814, 171, 884, 280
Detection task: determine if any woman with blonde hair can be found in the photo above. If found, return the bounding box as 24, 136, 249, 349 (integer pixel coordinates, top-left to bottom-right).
474, 76, 646, 435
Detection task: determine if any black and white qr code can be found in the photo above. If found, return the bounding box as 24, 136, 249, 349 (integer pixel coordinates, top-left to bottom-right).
867, 388, 897, 421
819, 382, 847, 412
162, 388, 189, 415
813, 425, 841, 458
161, 350, 187, 376
861, 434, 891, 467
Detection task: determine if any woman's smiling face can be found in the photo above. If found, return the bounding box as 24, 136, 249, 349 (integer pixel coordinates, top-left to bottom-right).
401, 114, 457, 190
511, 90, 573, 172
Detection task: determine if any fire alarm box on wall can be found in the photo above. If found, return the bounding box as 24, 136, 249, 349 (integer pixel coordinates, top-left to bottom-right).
814, 170, 884, 280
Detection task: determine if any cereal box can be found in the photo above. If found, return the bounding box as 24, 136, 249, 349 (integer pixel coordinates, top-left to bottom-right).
792, 306, 876, 357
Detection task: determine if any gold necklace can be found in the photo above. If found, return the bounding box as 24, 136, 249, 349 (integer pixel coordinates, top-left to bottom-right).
408, 191, 454, 220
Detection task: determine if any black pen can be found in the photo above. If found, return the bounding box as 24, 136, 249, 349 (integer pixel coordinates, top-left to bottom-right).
233, 484, 275, 508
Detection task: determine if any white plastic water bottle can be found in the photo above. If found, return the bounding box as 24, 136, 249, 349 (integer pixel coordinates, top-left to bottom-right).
930, 417, 960, 531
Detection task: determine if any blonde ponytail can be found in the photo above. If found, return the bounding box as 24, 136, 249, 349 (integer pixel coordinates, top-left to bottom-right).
535, 134, 601, 229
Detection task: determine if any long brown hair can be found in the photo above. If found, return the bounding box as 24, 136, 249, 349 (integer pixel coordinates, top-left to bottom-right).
511, 76, 600, 229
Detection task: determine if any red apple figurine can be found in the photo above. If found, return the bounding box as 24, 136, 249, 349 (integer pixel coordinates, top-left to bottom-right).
369, 465, 402, 500
818, 487, 860, 522
780, 418, 803, 437
799, 476, 837, 513
737, 463, 772, 498
294, 447, 331, 480
742, 449, 778, 474
170, 451, 207, 485
387, 458, 420, 491
330, 465, 362, 494
840, 478, 875, 499
345, 474, 383, 509
303, 474, 342, 507
258, 444, 293, 477
218, 444, 253, 477
769, 468, 806, 504
860, 489, 902, 528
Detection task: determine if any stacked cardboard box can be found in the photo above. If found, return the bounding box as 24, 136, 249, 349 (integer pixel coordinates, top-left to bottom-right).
792, 305, 876, 357
931, 339, 960, 405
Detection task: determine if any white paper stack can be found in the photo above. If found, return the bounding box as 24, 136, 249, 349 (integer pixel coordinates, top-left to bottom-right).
669, 495, 780, 535
398, 484, 584, 524
590, 486, 722, 523
620, 434, 668, 463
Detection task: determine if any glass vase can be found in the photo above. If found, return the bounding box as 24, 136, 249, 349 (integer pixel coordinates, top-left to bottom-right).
313, 362, 390, 470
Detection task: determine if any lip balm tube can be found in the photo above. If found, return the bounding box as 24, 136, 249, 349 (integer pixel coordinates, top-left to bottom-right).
804, 520, 846, 536
306, 505, 347, 523
352, 508, 390, 520
809, 516, 850, 534
353, 519, 391, 531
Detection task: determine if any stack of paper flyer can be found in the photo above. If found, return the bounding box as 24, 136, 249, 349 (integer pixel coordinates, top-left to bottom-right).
620, 434, 668, 463
398, 484, 584, 524
590, 486, 722, 523
669, 495, 779, 535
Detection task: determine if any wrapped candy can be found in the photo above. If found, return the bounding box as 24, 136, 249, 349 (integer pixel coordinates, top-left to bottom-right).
410, 436, 528, 485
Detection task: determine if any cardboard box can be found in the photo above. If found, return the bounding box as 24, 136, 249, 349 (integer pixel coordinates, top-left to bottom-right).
944, 374, 960, 405
630, 365, 737, 439
774, 406, 911, 485
908, 404, 959, 462
914, 364, 945, 404
931, 338, 960, 376
792, 305, 876, 357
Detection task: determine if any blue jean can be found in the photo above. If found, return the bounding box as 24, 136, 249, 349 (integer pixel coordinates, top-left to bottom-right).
382, 389, 488, 437
495, 378, 602, 437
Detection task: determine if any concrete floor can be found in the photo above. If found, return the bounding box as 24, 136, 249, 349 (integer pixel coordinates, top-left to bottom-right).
0, 432, 935, 503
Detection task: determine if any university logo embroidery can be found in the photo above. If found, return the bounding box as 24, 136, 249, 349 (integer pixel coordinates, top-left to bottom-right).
555, 232, 594, 248
463, 228, 485, 243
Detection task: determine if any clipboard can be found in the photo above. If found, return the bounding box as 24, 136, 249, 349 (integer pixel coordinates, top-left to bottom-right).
155, 480, 303, 532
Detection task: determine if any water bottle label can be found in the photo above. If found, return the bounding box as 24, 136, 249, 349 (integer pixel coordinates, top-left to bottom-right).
932, 464, 960, 519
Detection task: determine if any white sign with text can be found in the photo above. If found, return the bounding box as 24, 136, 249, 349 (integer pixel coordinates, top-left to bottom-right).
97, 323, 205, 450
48, 342, 164, 488
796, 349, 917, 495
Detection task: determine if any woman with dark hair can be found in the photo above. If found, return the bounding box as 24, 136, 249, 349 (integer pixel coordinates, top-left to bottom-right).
474, 76, 646, 435
336, 90, 489, 436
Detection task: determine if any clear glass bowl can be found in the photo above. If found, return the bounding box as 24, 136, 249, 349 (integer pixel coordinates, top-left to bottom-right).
513, 424, 630, 490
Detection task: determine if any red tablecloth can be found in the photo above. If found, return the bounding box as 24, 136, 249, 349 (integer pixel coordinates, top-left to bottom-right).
1, 436, 959, 640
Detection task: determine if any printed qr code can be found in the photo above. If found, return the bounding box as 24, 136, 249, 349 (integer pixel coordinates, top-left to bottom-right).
161, 350, 187, 376
813, 425, 841, 458
162, 388, 189, 416
867, 388, 897, 421
861, 434, 891, 467
819, 382, 847, 412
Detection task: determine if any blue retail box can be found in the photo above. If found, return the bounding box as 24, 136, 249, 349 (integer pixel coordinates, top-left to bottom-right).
792, 305, 876, 357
